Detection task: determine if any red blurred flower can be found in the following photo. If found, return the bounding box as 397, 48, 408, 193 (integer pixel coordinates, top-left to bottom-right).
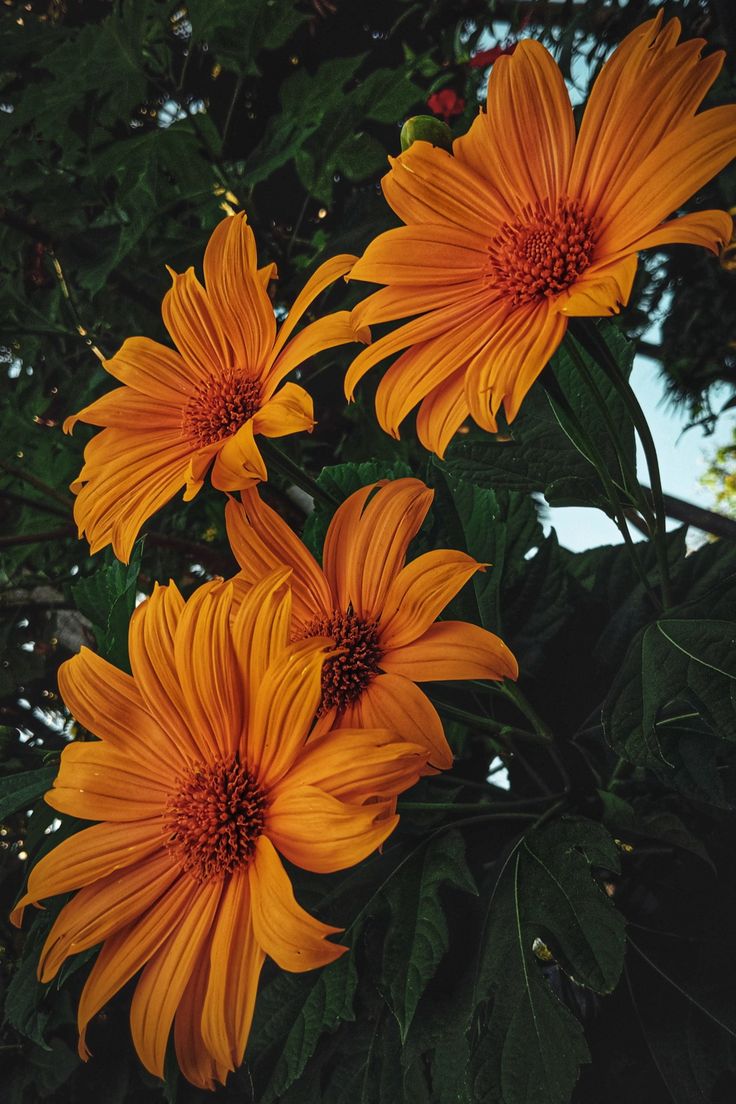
469, 41, 518, 68
426, 88, 465, 122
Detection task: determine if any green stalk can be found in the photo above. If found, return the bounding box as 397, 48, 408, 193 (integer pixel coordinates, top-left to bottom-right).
563, 334, 655, 530
570, 319, 672, 608
496, 681, 553, 742
260, 441, 338, 509
432, 697, 547, 744
542, 372, 662, 612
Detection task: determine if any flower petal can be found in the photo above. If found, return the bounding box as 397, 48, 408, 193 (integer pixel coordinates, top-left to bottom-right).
328, 478, 434, 620
201, 867, 265, 1071
250, 639, 329, 787
64, 386, 183, 433
249, 836, 345, 970
71, 432, 193, 562
173, 581, 244, 762
381, 619, 519, 682
374, 309, 501, 440
349, 224, 488, 287
45, 741, 168, 822
481, 39, 575, 209
251, 382, 315, 437
344, 291, 490, 401
378, 549, 481, 649
77, 874, 200, 1059
263, 312, 369, 400
268, 254, 357, 365
11, 819, 161, 926
571, 15, 725, 215
464, 299, 567, 429
231, 566, 293, 691
174, 931, 229, 1091
57, 648, 173, 774
38, 851, 179, 983
282, 727, 428, 804
202, 212, 277, 372
266, 785, 397, 873
415, 368, 470, 459
103, 336, 199, 397
162, 267, 231, 379
129, 879, 223, 1078
210, 419, 267, 492
626, 208, 733, 255
596, 105, 736, 253
353, 673, 452, 770
128, 583, 202, 765
382, 141, 510, 232
555, 253, 639, 317
225, 488, 332, 628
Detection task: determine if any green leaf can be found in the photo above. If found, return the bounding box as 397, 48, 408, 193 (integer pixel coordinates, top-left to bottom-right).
0, 765, 57, 821
70, 542, 142, 670
603, 616, 736, 801
443, 323, 636, 513
382, 830, 476, 1041
258, 954, 358, 1103
471, 818, 625, 1104
3, 905, 62, 1047
657, 618, 736, 680
334, 132, 388, 182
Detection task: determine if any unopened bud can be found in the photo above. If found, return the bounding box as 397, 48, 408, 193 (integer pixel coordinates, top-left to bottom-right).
400, 115, 453, 154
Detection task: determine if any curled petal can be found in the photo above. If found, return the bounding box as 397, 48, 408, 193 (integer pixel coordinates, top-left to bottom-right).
251, 382, 315, 437
210, 419, 267, 492
249, 836, 345, 970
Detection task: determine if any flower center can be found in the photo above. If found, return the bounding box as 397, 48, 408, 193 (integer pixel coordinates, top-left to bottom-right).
299, 609, 382, 715
164, 759, 267, 881
181, 370, 261, 447
489, 198, 597, 306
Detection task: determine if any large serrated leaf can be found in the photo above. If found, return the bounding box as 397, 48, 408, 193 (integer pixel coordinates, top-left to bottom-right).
382, 829, 477, 1041
70, 542, 142, 670
471, 817, 624, 1104
258, 953, 358, 1103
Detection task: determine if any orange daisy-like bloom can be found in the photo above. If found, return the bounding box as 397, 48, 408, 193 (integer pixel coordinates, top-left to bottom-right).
65, 212, 365, 562
226, 477, 518, 771
344, 14, 736, 456
11, 572, 427, 1089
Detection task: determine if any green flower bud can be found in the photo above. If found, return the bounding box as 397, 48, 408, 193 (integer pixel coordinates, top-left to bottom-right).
400, 115, 454, 154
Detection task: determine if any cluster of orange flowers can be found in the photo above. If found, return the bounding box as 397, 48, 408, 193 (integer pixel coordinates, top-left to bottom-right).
11, 14, 736, 1090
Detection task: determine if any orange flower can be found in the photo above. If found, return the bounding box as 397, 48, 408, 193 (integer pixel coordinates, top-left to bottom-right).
11, 572, 426, 1089
226, 478, 518, 771
64, 212, 366, 562
345, 14, 736, 456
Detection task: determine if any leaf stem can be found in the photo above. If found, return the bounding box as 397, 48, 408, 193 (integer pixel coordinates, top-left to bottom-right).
496, 681, 554, 742
628, 937, 736, 1040
398, 802, 538, 815
432, 697, 545, 744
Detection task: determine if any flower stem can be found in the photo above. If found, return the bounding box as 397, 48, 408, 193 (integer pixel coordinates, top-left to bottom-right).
260, 442, 338, 509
